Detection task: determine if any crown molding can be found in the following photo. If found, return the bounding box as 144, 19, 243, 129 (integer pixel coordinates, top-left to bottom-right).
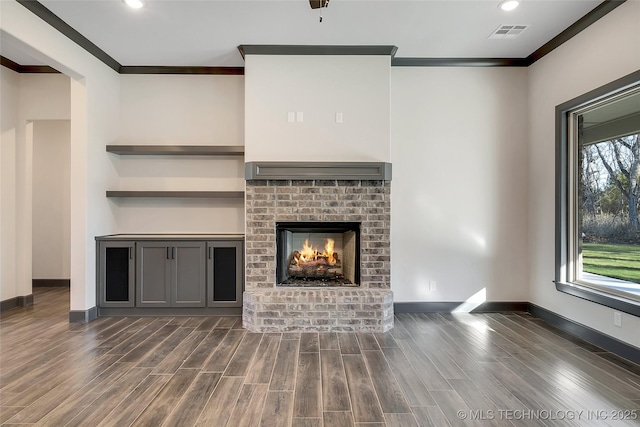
393, 0, 626, 68
526, 0, 626, 65
1, 55, 60, 73
13, 0, 627, 72
120, 66, 244, 75
0, 56, 21, 73
392, 58, 529, 67
16, 0, 121, 73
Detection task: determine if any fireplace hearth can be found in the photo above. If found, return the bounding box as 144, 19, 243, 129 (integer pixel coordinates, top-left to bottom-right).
277, 222, 360, 287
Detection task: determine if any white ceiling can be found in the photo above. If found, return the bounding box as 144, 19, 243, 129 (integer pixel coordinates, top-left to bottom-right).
5, 0, 604, 67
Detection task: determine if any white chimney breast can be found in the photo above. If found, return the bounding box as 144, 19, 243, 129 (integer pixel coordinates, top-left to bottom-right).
244, 55, 391, 162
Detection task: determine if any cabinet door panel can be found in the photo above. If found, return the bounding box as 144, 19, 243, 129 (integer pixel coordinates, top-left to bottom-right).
99, 241, 135, 307
137, 242, 171, 307
213, 247, 237, 301
105, 247, 130, 302
172, 242, 206, 307
207, 241, 243, 308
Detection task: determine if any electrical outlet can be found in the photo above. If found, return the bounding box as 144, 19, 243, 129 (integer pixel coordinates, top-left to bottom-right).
614, 311, 622, 327
429, 281, 437, 291
287, 112, 295, 123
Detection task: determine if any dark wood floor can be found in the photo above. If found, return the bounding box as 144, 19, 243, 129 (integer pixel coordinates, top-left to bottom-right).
2, 288, 640, 426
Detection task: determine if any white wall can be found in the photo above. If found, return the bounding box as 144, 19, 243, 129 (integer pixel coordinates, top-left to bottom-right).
391, 67, 530, 304
245, 55, 390, 162
19, 74, 71, 120
0, 68, 71, 300
528, 0, 640, 347
18, 75, 71, 292
0, 66, 20, 302
32, 120, 71, 280
119, 75, 244, 146
115, 75, 245, 233
1, 0, 120, 312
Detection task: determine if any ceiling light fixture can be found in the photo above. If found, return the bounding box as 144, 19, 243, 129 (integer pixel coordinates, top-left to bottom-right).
309, 0, 330, 22
499, 0, 520, 11
123, 0, 146, 9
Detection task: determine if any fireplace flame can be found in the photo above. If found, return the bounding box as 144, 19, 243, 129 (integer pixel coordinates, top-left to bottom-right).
325, 238, 336, 264
299, 239, 316, 262
294, 238, 337, 265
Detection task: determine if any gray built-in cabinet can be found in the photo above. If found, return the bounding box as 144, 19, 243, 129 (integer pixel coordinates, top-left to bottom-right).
137, 241, 206, 308
97, 235, 244, 315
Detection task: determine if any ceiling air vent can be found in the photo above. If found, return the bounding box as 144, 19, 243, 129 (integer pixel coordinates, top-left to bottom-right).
489, 25, 528, 39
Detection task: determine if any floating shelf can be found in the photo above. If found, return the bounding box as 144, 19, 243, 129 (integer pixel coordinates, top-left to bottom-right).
106, 191, 244, 199
106, 145, 244, 156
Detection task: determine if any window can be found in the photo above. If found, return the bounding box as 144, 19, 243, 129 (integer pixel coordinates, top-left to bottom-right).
556, 70, 640, 315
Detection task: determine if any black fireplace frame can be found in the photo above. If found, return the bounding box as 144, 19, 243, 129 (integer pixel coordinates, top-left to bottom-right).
275, 222, 361, 286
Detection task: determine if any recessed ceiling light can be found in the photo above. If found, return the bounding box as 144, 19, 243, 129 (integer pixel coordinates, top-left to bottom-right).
499, 0, 520, 11
123, 0, 146, 9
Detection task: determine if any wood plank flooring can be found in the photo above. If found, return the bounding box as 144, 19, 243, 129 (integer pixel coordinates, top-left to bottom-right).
2, 287, 640, 426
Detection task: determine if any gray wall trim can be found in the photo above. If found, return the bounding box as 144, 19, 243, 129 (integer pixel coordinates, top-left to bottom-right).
16, 64, 60, 73
392, 1, 626, 67
239, 45, 398, 58
526, 0, 626, 65
98, 307, 242, 316
1, 56, 21, 73
245, 162, 392, 181
69, 306, 98, 323
394, 301, 530, 313
392, 58, 529, 67
22, 294, 34, 307
0, 294, 34, 312
15, 1, 622, 72
529, 303, 640, 365
554, 281, 640, 317
394, 300, 640, 365
1, 56, 60, 73
120, 66, 244, 75
33, 279, 70, 287
556, 69, 640, 114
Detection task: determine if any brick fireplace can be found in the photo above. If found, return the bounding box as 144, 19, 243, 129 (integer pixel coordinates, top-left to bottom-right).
242, 162, 393, 332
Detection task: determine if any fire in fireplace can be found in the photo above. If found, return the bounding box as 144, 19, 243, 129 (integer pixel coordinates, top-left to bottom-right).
276, 222, 360, 287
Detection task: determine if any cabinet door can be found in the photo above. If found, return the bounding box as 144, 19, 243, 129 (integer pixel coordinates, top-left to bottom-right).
207, 240, 243, 308
136, 242, 171, 307
98, 241, 135, 308
172, 242, 206, 307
